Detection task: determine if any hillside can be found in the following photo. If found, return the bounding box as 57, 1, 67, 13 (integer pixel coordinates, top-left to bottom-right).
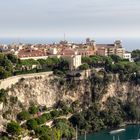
0, 70, 140, 139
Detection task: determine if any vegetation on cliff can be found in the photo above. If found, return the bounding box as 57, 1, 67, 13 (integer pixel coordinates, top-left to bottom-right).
0, 50, 140, 139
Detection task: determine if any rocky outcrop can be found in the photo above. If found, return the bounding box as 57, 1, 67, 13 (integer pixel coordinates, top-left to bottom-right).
0, 73, 140, 131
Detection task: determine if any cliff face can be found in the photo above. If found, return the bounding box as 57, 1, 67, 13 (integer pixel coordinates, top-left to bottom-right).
8, 76, 91, 108
101, 81, 140, 105
0, 73, 140, 130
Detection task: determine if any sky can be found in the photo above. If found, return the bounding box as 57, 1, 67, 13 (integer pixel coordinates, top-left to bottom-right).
0, 0, 140, 39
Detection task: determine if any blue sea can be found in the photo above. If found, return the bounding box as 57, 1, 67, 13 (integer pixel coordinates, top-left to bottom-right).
79, 125, 140, 140
0, 37, 139, 51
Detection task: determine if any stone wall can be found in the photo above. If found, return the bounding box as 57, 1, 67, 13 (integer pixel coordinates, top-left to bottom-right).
0, 71, 53, 90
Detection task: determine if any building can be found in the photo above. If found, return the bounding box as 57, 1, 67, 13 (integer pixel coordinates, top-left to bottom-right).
17, 49, 48, 60
96, 40, 125, 58
49, 48, 58, 55
62, 55, 81, 70
77, 48, 95, 56
123, 51, 132, 62
86, 38, 96, 46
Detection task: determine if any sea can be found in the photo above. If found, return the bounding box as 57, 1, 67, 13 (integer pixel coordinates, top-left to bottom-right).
0, 37, 139, 51
79, 125, 140, 140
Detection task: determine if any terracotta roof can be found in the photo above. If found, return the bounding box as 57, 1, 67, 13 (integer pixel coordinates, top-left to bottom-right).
61, 48, 76, 55
18, 49, 47, 58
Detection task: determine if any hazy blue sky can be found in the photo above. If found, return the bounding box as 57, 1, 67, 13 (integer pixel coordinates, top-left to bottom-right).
0, 0, 140, 38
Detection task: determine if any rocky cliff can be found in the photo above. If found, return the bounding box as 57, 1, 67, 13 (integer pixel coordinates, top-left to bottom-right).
0, 73, 140, 131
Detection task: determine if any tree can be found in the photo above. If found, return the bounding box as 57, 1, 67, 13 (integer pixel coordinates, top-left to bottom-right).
6, 121, 22, 135
69, 113, 86, 129
0, 66, 11, 79
82, 57, 92, 65
6, 54, 18, 64
110, 55, 121, 63
53, 119, 74, 139
132, 49, 140, 61
79, 64, 89, 70
35, 125, 51, 138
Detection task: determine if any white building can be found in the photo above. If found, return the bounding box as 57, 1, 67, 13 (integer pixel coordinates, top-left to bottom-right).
123, 52, 132, 62
62, 55, 81, 70
49, 48, 58, 55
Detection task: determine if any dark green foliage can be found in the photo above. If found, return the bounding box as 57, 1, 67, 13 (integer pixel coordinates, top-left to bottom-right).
0, 53, 13, 79
6, 121, 22, 135
6, 54, 19, 64
36, 115, 46, 125
28, 105, 39, 114
50, 110, 61, 118
130, 72, 140, 85
82, 55, 112, 68
53, 119, 75, 138
39, 135, 51, 140
123, 102, 140, 121
42, 113, 52, 120
110, 55, 122, 63
132, 49, 140, 62
35, 125, 51, 138
0, 89, 7, 103
79, 63, 89, 70
0, 66, 11, 79
0, 136, 9, 140
17, 110, 30, 121
26, 119, 38, 130
69, 113, 87, 130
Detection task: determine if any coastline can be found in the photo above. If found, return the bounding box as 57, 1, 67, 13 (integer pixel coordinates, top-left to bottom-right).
78, 122, 140, 139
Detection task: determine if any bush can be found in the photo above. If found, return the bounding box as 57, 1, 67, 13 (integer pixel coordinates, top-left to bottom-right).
35, 125, 51, 138
0, 136, 9, 140
36, 115, 46, 125
53, 119, 74, 138
42, 113, 52, 121
50, 110, 61, 118
0, 89, 7, 103
6, 121, 22, 135
79, 63, 89, 70
28, 105, 39, 114
17, 110, 30, 121
26, 119, 38, 130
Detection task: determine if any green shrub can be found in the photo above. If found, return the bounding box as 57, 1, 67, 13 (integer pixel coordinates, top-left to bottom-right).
79, 63, 89, 70
35, 125, 51, 138
36, 115, 46, 125
0, 89, 7, 103
6, 121, 22, 136
28, 105, 39, 114
50, 110, 61, 118
42, 113, 52, 121
26, 119, 38, 130
17, 110, 30, 121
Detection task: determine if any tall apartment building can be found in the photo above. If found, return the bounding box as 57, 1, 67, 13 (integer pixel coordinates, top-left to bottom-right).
96, 40, 125, 58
